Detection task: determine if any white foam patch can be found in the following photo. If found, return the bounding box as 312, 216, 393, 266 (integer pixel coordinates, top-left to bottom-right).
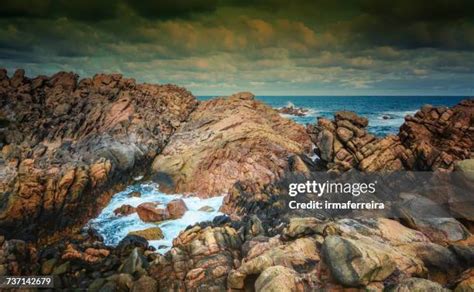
87, 183, 224, 254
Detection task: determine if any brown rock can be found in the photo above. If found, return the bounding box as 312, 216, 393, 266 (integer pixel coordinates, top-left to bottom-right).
335, 111, 369, 128
128, 227, 164, 240
166, 199, 188, 219
137, 203, 169, 222
149, 225, 242, 290
152, 92, 312, 197
336, 127, 354, 143
0, 69, 197, 240
255, 266, 304, 292
113, 204, 136, 217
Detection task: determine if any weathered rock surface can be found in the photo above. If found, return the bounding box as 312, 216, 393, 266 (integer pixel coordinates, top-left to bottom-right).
149, 224, 242, 290
128, 227, 164, 240
136, 203, 169, 222
152, 92, 313, 196
399, 100, 474, 170
308, 99, 474, 172
166, 199, 188, 219
1, 70, 473, 291
0, 69, 197, 240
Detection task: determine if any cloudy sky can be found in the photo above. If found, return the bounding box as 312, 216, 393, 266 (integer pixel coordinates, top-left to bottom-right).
1, 0, 474, 95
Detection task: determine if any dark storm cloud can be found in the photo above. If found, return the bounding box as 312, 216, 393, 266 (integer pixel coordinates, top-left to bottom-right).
352, 0, 474, 50
0, 0, 473, 95
126, 0, 219, 19
0, 0, 219, 21
0, 0, 118, 21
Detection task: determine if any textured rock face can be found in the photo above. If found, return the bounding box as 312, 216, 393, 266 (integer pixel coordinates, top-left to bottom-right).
308, 99, 474, 172
166, 199, 188, 219
149, 224, 242, 290
0, 69, 197, 240
308, 115, 407, 173
399, 100, 474, 170
152, 92, 313, 196
136, 203, 169, 222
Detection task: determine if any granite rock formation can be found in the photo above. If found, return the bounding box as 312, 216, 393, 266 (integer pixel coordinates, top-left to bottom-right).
308, 99, 474, 172
1, 69, 473, 291
0, 69, 197, 240
152, 92, 313, 197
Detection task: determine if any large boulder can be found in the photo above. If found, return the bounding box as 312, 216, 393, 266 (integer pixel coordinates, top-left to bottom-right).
166, 199, 188, 219
152, 92, 312, 197
136, 203, 169, 222
128, 227, 164, 240
321, 235, 397, 287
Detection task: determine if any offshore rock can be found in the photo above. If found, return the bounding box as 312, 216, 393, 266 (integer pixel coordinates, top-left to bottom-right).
152, 92, 312, 197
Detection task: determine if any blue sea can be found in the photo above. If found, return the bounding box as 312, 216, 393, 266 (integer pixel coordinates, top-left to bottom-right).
199, 96, 468, 136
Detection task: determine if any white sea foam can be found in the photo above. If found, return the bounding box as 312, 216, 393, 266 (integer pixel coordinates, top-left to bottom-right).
87, 183, 224, 254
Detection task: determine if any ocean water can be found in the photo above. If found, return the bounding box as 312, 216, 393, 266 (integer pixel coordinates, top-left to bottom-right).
199, 96, 468, 136
87, 182, 224, 254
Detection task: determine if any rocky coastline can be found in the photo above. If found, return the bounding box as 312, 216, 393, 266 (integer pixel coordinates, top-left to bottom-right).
0, 69, 473, 291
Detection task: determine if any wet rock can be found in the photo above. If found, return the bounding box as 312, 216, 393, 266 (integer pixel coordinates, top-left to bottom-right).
277, 105, 308, 116
131, 276, 158, 292
136, 203, 169, 222
166, 199, 188, 219
113, 204, 136, 217
385, 277, 449, 291
128, 227, 164, 240
116, 235, 149, 256
128, 191, 141, 198
198, 206, 215, 212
